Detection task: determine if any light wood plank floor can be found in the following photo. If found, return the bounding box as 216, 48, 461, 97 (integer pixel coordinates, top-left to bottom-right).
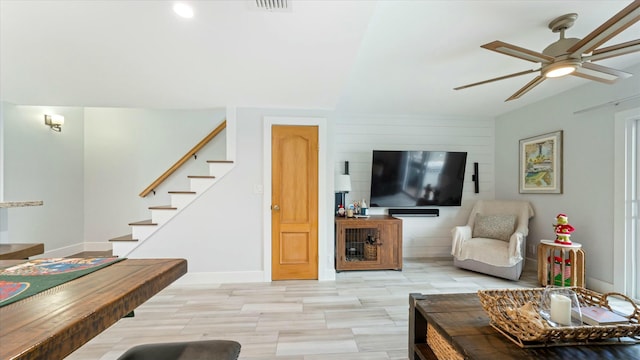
65, 258, 538, 360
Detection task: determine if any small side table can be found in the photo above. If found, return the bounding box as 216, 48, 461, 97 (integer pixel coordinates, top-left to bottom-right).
537, 239, 585, 287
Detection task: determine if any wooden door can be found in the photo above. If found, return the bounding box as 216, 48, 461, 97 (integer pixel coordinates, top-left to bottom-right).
271, 125, 318, 280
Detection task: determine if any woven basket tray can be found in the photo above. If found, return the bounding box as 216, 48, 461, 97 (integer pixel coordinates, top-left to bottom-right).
477, 287, 640, 347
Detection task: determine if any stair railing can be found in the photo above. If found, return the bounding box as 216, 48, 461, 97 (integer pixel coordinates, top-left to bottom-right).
139, 119, 227, 197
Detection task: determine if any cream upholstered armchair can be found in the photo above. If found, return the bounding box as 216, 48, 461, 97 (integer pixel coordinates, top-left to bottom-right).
451, 200, 534, 280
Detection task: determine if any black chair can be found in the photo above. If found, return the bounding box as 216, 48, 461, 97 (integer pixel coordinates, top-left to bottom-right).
116, 340, 241, 360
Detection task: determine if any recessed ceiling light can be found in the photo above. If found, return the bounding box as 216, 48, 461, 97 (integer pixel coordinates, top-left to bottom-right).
173, 3, 194, 18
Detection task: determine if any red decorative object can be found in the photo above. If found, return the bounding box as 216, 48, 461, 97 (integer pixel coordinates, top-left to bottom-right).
553, 213, 575, 245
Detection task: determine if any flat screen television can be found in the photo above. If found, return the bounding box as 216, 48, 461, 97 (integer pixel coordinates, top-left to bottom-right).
369, 150, 468, 207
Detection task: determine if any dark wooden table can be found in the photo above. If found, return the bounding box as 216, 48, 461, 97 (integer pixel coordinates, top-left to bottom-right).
409, 292, 640, 359
0, 258, 187, 360
0, 243, 44, 259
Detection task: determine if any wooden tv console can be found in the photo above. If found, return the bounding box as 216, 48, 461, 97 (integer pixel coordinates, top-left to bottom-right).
335, 215, 402, 271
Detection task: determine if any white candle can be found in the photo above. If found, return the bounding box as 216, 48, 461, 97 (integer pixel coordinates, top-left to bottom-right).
550, 294, 572, 325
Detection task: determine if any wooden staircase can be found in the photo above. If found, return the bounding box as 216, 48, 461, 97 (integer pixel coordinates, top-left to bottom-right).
110, 160, 234, 257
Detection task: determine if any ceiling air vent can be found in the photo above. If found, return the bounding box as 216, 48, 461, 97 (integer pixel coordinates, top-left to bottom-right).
254, 0, 289, 11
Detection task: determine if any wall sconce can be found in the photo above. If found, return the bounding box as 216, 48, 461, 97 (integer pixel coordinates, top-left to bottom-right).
44, 114, 64, 132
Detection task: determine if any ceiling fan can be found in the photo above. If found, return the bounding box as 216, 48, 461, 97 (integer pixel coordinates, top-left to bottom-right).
455, 0, 640, 101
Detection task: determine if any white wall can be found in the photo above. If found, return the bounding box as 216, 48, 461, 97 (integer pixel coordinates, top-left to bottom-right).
5, 68, 637, 288
0, 105, 226, 255
125, 108, 264, 279
127, 107, 334, 282
1, 103, 85, 252
1, 103, 5, 241
495, 63, 640, 292
333, 114, 495, 257
83, 107, 226, 244
0, 102, 4, 201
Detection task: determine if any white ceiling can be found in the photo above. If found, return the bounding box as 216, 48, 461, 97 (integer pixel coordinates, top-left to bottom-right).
1, 0, 639, 117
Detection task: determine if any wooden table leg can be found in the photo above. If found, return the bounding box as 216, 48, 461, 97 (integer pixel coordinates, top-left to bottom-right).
409, 293, 426, 360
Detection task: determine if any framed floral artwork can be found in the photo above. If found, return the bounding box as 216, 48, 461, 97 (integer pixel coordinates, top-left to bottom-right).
519, 130, 563, 194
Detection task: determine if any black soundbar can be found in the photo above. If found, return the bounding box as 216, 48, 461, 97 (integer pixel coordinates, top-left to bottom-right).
388, 208, 439, 217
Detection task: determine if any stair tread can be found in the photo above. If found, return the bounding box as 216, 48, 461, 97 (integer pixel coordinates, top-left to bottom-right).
109, 234, 138, 242
119, 159, 231, 250
149, 205, 177, 210
128, 219, 157, 226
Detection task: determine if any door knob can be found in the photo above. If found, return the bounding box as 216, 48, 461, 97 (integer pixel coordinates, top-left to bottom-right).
272, 204, 280, 211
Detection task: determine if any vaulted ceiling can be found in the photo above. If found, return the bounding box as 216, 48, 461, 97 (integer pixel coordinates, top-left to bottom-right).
1, 0, 639, 117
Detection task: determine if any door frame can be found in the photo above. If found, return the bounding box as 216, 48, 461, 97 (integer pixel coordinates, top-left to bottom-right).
262, 116, 332, 281
613, 107, 639, 295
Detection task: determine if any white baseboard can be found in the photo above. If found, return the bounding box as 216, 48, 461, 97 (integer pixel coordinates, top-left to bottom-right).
84, 242, 112, 251
526, 257, 614, 293
36, 243, 85, 258
525, 257, 537, 272
32, 242, 112, 258
320, 269, 336, 281
404, 246, 451, 258
586, 277, 614, 293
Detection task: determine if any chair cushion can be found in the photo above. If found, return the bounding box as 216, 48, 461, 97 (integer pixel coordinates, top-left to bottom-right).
472, 214, 516, 241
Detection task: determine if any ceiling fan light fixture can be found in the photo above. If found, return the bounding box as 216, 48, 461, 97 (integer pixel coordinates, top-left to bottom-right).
543, 60, 581, 78
454, 1, 639, 100
545, 65, 576, 78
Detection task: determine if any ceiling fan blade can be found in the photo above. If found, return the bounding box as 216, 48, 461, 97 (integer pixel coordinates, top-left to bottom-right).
454, 69, 539, 90
586, 39, 640, 61
481, 41, 554, 63
568, 0, 640, 57
572, 62, 633, 84
505, 75, 545, 101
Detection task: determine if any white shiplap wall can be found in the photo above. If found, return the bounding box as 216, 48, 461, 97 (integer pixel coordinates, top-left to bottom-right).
333, 114, 495, 257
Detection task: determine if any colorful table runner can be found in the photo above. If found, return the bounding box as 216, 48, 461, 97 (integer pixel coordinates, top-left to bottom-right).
0, 257, 124, 307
